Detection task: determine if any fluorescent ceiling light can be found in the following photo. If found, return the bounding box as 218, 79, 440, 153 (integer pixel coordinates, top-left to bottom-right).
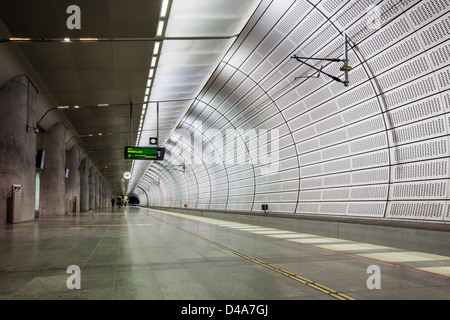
160, 0, 170, 18
130, 0, 262, 194
157, 20, 165, 36
165, 0, 261, 37
9, 37, 31, 41
153, 42, 161, 55
151, 57, 158, 67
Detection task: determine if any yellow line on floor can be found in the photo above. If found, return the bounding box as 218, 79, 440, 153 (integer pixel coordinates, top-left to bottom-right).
143, 207, 450, 279
144, 208, 355, 300
179, 225, 355, 300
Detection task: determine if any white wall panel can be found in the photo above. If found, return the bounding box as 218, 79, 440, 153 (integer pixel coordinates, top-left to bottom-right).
137, 0, 450, 222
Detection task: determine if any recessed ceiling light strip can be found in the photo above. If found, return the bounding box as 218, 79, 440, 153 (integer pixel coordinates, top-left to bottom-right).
2, 36, 238, 44
136, 0, 173, 147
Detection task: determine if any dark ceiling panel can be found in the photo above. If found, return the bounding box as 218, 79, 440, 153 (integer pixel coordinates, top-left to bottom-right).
0, 0, 160, 193
51, 0, 112, 38
113, 42, 153, 70
109, 0, 160, 38
68, 42, 114, 70
37, 70, 83, 95
19, 43, 73, 70
0, 0, 62, 38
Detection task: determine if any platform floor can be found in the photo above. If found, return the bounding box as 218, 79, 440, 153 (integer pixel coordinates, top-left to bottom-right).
0, 206, 449, 300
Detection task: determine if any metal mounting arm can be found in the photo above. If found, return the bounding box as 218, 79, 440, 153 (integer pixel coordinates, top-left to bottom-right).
291, 32, 351, 86
291, 55, 346, 84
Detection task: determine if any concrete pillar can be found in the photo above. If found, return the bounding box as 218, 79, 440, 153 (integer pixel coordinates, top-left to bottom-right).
99, 176, 103, 208
106, 182, 110, 208
65, 144, 80, 214
38, 122, 67, 216
95, 172, 99, 209
80, 157, 89, 212
102, 179, 106, 208
0, 75, 38, 224
89, 166, 96, 210
100, 178, 105, 208
105, 183, 109, 207
105, 182, 110, 208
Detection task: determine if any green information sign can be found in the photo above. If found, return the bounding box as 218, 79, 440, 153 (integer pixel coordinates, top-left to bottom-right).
124, 146, 165, 160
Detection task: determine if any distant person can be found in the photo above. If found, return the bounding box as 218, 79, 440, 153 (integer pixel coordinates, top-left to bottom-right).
116, 196, 123, 209
111, 198, 116, 208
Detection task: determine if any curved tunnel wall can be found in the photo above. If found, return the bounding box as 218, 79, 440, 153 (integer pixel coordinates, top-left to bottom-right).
137, 0, 450, 223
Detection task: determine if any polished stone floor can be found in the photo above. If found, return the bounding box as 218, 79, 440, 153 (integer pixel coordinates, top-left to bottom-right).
0, 206, 449, 300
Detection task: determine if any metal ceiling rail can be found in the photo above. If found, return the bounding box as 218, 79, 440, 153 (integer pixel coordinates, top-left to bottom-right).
0, 35, 240, 43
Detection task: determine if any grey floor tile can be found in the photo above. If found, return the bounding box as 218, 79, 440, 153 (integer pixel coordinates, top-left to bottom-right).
1, 207, 449, 301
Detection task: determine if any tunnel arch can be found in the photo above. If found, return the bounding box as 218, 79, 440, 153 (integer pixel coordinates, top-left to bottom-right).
135, 0, 450, 223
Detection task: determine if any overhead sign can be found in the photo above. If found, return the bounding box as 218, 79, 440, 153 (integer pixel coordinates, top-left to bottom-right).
124, 146, 165, 160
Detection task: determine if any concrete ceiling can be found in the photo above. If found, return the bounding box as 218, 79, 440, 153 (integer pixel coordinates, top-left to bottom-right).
0, 0, 262, 196
0, 0, 160, 194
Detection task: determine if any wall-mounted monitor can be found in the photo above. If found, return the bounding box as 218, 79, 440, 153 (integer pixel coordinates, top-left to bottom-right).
124, 146, 165, 160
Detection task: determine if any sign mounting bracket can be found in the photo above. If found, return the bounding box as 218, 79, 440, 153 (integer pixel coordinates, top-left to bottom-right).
291, 33, 351, 86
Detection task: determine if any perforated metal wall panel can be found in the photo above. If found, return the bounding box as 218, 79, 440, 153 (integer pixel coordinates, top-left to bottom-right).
137, 0, 450, 223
